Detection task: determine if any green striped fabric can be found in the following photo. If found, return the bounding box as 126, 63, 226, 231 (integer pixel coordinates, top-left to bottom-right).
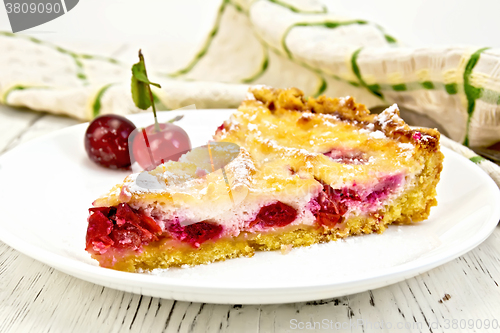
0, 0, 499, 186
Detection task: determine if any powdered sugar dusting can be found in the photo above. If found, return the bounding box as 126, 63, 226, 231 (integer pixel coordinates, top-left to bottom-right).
247, 123, 258, 131
369, 130, 386, 139
225, 149, 255, 189
260, 138, 317, 160
337, 96, 350, 106
398, 142, 415, 160
376, 104, 403, 130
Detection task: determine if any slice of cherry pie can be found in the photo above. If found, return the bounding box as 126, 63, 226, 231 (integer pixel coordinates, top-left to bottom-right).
85, 87, 443, 272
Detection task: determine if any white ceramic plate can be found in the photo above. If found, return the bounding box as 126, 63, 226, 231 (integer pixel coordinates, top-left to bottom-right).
0, 110, 499, 304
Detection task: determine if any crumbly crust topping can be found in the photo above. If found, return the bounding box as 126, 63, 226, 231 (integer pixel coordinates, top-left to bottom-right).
247, 86, 440, 152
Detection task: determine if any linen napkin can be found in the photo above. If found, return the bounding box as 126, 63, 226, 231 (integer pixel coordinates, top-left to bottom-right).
1, 0, 499, 186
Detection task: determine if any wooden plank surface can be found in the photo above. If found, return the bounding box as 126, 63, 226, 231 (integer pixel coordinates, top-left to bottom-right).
0, 105, 499, 333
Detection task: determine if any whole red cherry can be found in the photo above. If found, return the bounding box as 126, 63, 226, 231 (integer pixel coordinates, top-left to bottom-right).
132, 123, 191, 170
84, 115, 136, 169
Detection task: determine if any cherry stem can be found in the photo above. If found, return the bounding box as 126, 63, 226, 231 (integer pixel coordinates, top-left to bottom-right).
147, 85, 160, 132
138, 50, 160, 133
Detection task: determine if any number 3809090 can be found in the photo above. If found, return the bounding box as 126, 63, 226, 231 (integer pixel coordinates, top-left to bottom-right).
5, 2, 62, 14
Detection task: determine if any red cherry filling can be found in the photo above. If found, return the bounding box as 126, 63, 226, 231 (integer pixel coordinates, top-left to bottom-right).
86, 210, 114, 252
249, 201, 297, 228
215, 121, 228, 135
86, 203, 162, 254
332, 174, 403, 205
168, 221, 223, 248
323, 148, 367, 165
313, 174, 403, 228
315, 184, 348, 228
216, 123, 226, 132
